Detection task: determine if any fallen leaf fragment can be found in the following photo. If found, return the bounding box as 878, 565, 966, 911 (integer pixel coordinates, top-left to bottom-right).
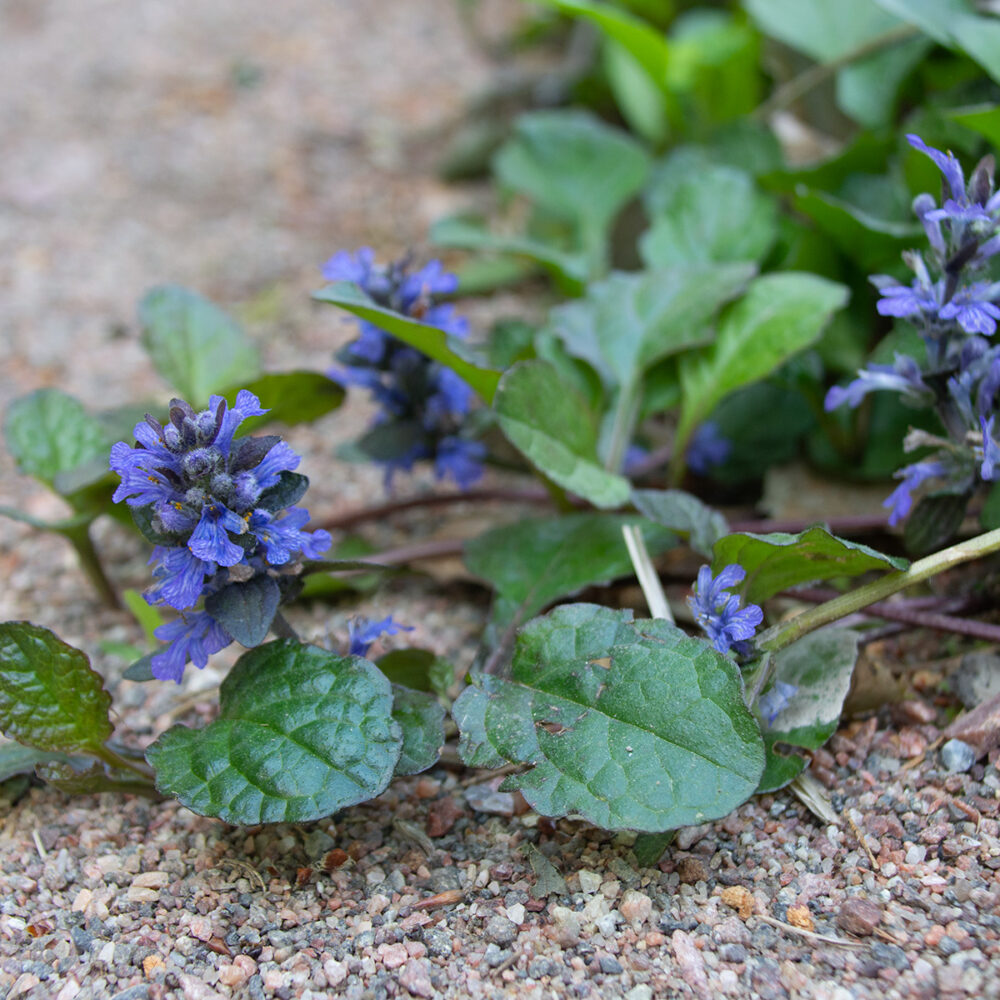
720, 885, 755, 921
787, 905, 814, 932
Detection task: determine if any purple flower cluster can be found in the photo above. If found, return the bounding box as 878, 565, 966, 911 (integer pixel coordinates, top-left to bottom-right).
687, 565, 763, 655
826, 135, 1000, 525
110, 391, 331, 682
323, 249, 485, 489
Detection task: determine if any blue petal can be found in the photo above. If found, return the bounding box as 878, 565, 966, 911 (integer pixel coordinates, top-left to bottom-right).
188, 504, 247, 566
150, 612, 233, 683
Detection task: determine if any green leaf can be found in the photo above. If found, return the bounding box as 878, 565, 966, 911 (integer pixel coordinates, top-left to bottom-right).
675, 273, 849, 467
146, 640, 402, 824
204, 576, 281, 648
493, 110, 651, 272
537, 0, 670, 91
0, 623, 113, 754
632, 830, 676, 867
391, 686, 446, 776
640, 166, 778, 268
313, 281, 501, 403
948, 104, 1000, 148
546, 264, 754, 393
454, 604, 764, 832
377, 649, 451, 693
4, 389, 108, 487
494, 361, 631, 509
604, 38, 669, 146
139, 285, 261, 404
713, 525, 909, 604
123, 655, 156, 682
904, 490, 971, 556
431, 216, 589, 292
465, 512, 677, 632
871, 0, 1000, 84
123, 589, 162, 648
36, 760, 160, 798
756, 628, 860, 792
256, 471, 309, 513
224, 371, 344, 434
0, 739, 73, 782
631, 489, 728, 558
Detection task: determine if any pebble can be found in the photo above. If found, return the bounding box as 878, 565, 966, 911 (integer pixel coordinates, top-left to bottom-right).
620, 889, 653, 927
578, 870, 602, 894
377, 943, 409, 969
464, 783, 516, 817
672, 929, 710, 998
940, 738, 976, 773
836, 898, 883, 936
397, 958, 434, 998
484, 915, 517, 946
625, 987, 653, 1000
550, 906, 582, 946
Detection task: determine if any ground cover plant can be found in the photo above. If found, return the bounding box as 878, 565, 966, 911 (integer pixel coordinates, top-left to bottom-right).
2, 0, 1000, 866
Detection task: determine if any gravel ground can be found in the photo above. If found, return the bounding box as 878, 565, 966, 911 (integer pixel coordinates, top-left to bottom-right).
3, 3, 1000, 999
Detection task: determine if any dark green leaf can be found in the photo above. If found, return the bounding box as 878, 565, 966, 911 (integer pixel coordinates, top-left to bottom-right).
256, 471, 309, 513
904, 490, 971, 556
139, 285, 260, 404
4, 389, 108, 487
676, 273, 849, 465
494, 361, 630, 509
713, 525, 909, 605
465, 512, 676, 631
546, 265, 753, 393
129, 504, 188, 547
204, 576, 281, 648
0, 623, 113, 753
756, 628, 860, 792
0, 739, 73, 782
948, 104, 1000, 148
391, 686, 446, 776
631, 489, 728, 558
123, 655, 156, 682
35, 760, 161, 798
146, 640, 402, 824
981, 480, 1000, 530
377, 649, 450, 693
632, 830, 676, 867
313, 282, 501, 403
454, 604, 764, 832
224, 371, 344, 434
355, 422, 427, 464
640, 167, 777, 268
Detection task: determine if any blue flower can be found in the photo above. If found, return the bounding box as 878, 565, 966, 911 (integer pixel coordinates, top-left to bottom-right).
825, 356, 931, 411
686, 421, 730, 474
938, 283, 1000, 336
758, 681, 798, 727
150, 612, 233, 684
883, 460, 948, 526
980, 416, 1000, 481
146, 546, 217, 611
687, 565, 764, 655
434, 437, 485, 489
248, 507, 333, 564
347, 615, 413, 658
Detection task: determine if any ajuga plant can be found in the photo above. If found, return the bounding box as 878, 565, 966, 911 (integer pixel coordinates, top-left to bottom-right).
826, 135, 1000, 548
323, 248, 486, 488
5, 133, 1000, 849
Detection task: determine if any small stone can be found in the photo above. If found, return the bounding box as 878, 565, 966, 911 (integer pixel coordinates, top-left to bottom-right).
550, 905, 581, 946
676, 823, 712, 850
672, 929, 709, 998
625, 987, 653, 1000
944, 691, 1000, 756
905, 844, 926, 865
836, 898, 882, 936
938, 935, 961, 956
378, 942, 409, 969
178, 975, 225, 1000
188, 917, 213, 942
892, 700, 937, 725
599, 956, 623, 974
425, 797, 463, 838
620, 889, 653, 928
719, 943, 748, 963
398, 958, 434, 998
578, 870, 602, 894
322, 957, 348, 986
131, 871, 170, 889
218, 956, 256, 987
484, 943, 509, 967
143, 955, 165, 977
714, 916, 751, 946
465, 782, 515, 817
484, 915, 518, 946
940, 738, 976, 773
678, 856, 709, 884
505, 903, 525, 925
